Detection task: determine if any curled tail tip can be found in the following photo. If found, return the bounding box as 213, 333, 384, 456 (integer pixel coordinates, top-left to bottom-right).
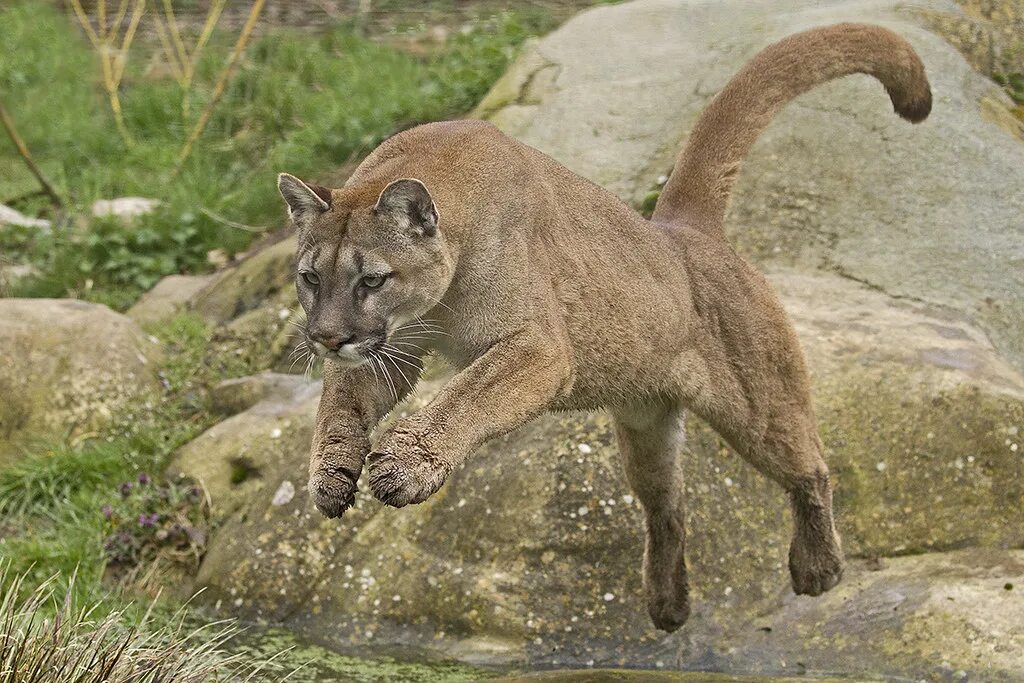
893, 85, 932, 123
888, 44, 933, 124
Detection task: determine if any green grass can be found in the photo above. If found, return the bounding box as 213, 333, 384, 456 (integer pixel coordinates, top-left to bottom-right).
0, 2, 548, 307
0, 313, 256, 604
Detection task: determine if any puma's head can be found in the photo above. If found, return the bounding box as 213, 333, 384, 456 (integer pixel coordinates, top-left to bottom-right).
277, 172, 454, 368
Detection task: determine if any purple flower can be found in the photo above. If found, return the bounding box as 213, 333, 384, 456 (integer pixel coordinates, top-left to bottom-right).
138, 513, 159, 527
101, 504, 113, 520
119, 482, 133, 498
137, 472, 150, 486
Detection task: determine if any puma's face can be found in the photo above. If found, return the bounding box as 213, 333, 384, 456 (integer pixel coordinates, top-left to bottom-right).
278, 174, 454, 368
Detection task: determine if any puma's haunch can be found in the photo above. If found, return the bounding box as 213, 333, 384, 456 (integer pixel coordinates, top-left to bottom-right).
276, 23, 931, 631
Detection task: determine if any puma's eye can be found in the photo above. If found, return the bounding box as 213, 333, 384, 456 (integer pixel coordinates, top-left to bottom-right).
301, 271, 320, 287
361, 274, 387, 289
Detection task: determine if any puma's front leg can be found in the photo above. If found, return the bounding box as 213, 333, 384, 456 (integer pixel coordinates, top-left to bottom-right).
309, 359, 415, 518
368, 326, 573, 507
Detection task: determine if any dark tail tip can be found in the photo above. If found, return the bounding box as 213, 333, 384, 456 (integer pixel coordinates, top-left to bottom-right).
890, 83, 932, 123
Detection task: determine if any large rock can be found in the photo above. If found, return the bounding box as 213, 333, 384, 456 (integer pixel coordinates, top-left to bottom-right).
173, 270, 1024, 679
186, 236, 305, 373
190, 236, 296, 325
126, 273, 216, 326
0, 299, 161, 460
924, 0, 1024, 79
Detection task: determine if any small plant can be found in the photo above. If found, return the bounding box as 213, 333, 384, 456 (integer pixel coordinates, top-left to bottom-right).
101, 473, 210, 581
993, 71, 1024, 105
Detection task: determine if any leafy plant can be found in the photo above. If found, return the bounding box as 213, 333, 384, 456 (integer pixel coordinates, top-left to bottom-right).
994, 71, 1024, 104
101, 474, 209, 580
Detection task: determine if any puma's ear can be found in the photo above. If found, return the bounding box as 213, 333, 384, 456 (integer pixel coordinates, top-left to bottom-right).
373, 178, 439, 237
277, 173, 331, 228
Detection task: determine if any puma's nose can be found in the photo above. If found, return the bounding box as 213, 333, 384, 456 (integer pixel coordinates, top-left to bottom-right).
310, 332, 355, 351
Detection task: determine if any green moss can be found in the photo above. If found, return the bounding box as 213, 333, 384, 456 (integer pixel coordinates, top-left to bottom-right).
228, 628, 497, 682
638, 190, 661, 218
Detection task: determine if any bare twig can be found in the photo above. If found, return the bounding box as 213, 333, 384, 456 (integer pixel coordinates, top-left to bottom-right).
199, 207, 267, 232
152, 0, 227, 119
0, 100, 63, 207
174, 0, 266, 173
68, 0, 145, 147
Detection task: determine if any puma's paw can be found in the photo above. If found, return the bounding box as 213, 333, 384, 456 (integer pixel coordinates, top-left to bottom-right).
789, 531, 844, 596
366, 427, 451, 508
308, 464, 359, 519
648, 591, 691, 633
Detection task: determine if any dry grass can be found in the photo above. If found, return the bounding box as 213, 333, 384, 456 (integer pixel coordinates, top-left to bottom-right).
0, 560, 291, 682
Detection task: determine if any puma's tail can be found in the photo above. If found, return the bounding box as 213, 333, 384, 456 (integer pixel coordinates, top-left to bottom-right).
651, 23, 931, 236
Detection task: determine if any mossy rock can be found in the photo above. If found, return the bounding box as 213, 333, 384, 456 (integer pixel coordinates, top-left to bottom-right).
0, 299, 161, 461
126, 273, 216, 326
190, 236, 297, 325
175, 269, 1023, 678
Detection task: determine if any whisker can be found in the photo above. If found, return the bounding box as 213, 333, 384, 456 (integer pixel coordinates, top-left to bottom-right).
425, 297, 456, 314
382, 344, 423, 367
304, 352, 317, 381
367, 353, 381, 392
370, 352, 393, 401
372, 351, 398, 402
389, 339, 431, 354
410, 318, 451, 338
380, 351, 415, 393
287, 352, 307, 373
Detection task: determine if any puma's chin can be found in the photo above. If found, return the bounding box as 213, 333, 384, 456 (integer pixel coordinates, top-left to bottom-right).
309, 340, 370, 368
331, 352, 369, 369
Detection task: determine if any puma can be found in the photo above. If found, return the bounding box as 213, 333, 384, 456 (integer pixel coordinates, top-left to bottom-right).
276, 23, 931, 632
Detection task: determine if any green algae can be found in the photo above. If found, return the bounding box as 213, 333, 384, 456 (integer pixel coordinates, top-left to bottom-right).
228, 627, 498, 682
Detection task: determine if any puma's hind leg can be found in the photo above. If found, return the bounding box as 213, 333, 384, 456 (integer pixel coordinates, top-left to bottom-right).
763, 424, 845, 596
613, 402, 690, 632
694, 393, 844, 597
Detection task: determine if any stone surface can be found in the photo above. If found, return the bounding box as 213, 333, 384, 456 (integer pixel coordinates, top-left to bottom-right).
190, 236, 296, 325
126, 273, 216, 326
0, 203, 50, 230
209, 372, 313, 417
0, 299, 161, 459
174, 269, 1024, 679
90, 196, 161, 220
924, 0, 1024, 78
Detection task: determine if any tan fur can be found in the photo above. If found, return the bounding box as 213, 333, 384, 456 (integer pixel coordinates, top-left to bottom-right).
277, 23, 931, 632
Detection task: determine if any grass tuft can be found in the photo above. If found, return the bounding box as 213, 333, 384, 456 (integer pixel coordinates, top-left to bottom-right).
0, 564, 290, 682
